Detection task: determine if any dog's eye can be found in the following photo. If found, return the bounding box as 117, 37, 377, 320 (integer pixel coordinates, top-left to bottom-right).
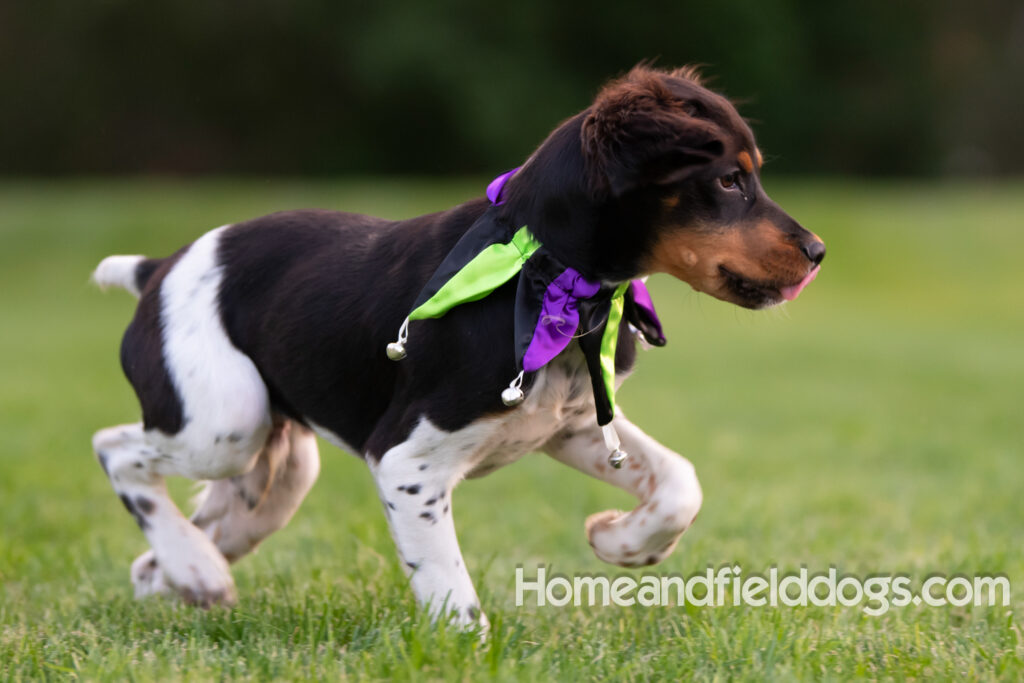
719, 172, 740, 190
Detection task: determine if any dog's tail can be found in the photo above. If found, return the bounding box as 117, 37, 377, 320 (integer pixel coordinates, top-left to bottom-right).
92, 255, 161, 299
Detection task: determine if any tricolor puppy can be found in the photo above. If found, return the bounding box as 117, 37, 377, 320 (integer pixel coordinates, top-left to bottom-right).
91, 65, 824, 629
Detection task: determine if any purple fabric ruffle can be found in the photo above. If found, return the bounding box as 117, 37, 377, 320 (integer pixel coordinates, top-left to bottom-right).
628, 280, 663, 338
522, 268, 601, 372
485, 167, 520, 205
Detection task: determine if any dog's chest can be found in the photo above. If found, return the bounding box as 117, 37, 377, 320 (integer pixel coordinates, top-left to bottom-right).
463, 356, 597, 478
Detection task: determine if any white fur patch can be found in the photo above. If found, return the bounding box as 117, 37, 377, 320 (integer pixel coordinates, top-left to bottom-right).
156, 225, 271, 478
466, 355, 600, 477
93, 254, 145, 298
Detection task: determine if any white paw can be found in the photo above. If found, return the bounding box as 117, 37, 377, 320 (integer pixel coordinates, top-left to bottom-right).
131, 550, 173, 598
150, 527, 238, 607
132, 547, 237, 606
585, 508, 681, 568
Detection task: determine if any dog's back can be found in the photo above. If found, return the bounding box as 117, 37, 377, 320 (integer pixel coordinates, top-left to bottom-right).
93, 200, 526, 454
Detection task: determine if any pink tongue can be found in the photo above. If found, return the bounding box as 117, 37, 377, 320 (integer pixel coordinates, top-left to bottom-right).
780, 265, 820, 301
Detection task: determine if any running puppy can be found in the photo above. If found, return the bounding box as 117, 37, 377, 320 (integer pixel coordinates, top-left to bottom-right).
91, 65, 825, 629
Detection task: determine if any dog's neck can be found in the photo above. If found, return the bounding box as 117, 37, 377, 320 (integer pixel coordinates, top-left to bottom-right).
496, 113, 661, 283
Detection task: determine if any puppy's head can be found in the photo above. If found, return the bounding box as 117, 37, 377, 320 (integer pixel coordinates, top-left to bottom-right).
576, 65, 825, 309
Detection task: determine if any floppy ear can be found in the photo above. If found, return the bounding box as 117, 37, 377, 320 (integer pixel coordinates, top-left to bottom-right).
581, 70, 724, 196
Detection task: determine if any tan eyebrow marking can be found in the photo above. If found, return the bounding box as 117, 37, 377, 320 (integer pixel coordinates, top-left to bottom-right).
755, 148, 764, 169
737, 150, 754, 174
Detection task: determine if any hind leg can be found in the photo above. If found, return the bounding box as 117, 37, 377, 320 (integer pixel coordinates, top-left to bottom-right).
101, 223, 280, 603
93, 423, 247, 606
131, 419, 321, 596
195, 420, 321, 562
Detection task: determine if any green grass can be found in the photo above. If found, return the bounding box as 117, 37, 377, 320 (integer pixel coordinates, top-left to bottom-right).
1, 178, 1023, 680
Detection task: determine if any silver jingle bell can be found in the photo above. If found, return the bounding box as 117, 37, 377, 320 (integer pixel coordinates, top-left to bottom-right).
501, 385, 525, 406
386, 342, 407, 361
608, 448, 628, 469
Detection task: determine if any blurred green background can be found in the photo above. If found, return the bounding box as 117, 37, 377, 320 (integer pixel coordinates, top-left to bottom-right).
2, 0, 1023, 177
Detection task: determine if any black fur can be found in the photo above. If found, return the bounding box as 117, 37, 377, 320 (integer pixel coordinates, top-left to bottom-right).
134, 258, 162, 294
120, 250, 188, 434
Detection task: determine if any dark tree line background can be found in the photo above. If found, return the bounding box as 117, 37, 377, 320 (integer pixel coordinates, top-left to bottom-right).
2, 0, 1021, 177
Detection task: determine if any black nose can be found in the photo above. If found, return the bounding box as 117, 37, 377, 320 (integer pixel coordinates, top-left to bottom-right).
801, 240, 826, 265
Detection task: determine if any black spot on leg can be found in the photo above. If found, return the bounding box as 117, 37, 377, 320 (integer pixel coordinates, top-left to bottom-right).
387, 501, 396, 510
215, 435, 222, 445
420, 511, 435, 523
236, 487, 258, 510
467, 605, 480, 620
118, 494, 149, 530
425, 497, 437, 506
227, 432, 243, 444
418, 463, 428, 471
134, 461, 144, 469
406, 561, 420, 570
404, 484, 421, 495
135, 496, 155, 515
97, 453, 109, 476
442, 504, 449, 514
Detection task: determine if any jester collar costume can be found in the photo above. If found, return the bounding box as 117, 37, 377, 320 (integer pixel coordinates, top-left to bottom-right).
386, 168, 665, 468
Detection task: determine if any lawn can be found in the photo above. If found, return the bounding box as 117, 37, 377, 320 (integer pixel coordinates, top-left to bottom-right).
1, 178, 1022, 680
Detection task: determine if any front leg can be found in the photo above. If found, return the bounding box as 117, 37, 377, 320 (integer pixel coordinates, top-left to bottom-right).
369, 419, 490, 631
543, 414, 702, 567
